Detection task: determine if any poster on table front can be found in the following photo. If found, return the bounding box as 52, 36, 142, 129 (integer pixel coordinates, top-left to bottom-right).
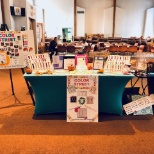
0, 30, 35, 69
67, 75, 98, 122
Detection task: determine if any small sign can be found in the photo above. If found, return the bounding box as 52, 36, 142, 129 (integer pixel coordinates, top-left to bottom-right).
52, 55, 64, 69
123, 94, 154, 115
27, 53, 52, 71
75, 54, 88, 66
93, 56, 104, 70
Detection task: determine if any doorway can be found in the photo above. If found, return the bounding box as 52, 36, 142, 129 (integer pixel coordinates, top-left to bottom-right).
62, 28, 72, 42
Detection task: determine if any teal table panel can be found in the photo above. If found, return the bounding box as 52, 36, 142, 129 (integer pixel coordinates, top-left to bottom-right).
24, 74, 134, 116
24, 75, 66, 115
99, 74, 134, 116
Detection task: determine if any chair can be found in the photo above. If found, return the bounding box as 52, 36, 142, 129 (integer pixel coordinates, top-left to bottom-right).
108, 40, 115, 43
99, 38, 105, 42
67, 46, 76, 54
99, 42, 105, 50
83, 45, 91, 55
128, 40, 135, 45
122, 38, 128, 43
127, 46, 137, 54
86, 39, 92, 44
108, 45, 118, 54
57, 45, 67, 54
114, 37, 122, 43
138, 45, 144, 52
92, 36, 98, 40
80, 37, 86, 41
74, 36, 80, 42
101, 38, 108, 42
150, 46, 154, 52
92, 40, 98, 44
118, 45, 127, 54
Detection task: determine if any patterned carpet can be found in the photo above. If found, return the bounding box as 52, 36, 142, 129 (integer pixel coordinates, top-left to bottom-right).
0, 69, 153, 154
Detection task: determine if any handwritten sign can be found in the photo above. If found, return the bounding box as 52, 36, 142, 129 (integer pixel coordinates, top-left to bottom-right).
123, 94, 154, 115
104, 55, 131, 73
26, 53, 53, 72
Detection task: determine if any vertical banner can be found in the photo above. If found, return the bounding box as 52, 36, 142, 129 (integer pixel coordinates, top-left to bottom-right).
67, 75, 98, 122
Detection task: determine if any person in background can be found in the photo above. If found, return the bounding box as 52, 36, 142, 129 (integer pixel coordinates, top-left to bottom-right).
49, 37, 58, 59
82, 39, 88, 47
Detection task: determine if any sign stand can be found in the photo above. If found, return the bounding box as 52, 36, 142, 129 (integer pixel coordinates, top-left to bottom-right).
21, 68, 35, 106
7, 68, 35, 106
0, 24, 35, 106
9, 69, 15, 95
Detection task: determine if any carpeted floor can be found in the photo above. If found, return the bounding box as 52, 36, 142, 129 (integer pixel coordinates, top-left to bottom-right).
0, 69, 154, 154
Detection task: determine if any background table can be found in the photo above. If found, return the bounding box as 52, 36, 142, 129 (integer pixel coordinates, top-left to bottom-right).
24, 73, 134, 116
147, 73, 154, 95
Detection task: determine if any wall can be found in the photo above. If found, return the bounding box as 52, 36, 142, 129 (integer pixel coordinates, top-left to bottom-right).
115, 7, 124, 37
35, 6, 43, 23
77, 0, 113, 35
0, 0, 2, 25
13, 0, 28, 30
117, 0, 154, 38
77, 0, 154, 37
34, 0, 74, 38
76, 6, 85, 36
103, 7, 113, 37
3, 0, 15, 30
2, 0, 37, 31
144, 8, 154, 38
27, 0, 33, 5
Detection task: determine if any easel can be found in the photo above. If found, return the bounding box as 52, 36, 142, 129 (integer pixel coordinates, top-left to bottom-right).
8, 68, 35, 106
21, 68, 35, 106
1, 24, 35, 105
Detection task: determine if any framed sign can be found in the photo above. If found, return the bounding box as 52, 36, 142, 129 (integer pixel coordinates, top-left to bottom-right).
75, 54, 88, 66
63, 55, 75, 70
67, 75, 98, 122
93, 56, 104, 70
10, 6, 25, 16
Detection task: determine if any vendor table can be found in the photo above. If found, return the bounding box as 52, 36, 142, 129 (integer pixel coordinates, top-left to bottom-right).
24, 73, 134, 116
